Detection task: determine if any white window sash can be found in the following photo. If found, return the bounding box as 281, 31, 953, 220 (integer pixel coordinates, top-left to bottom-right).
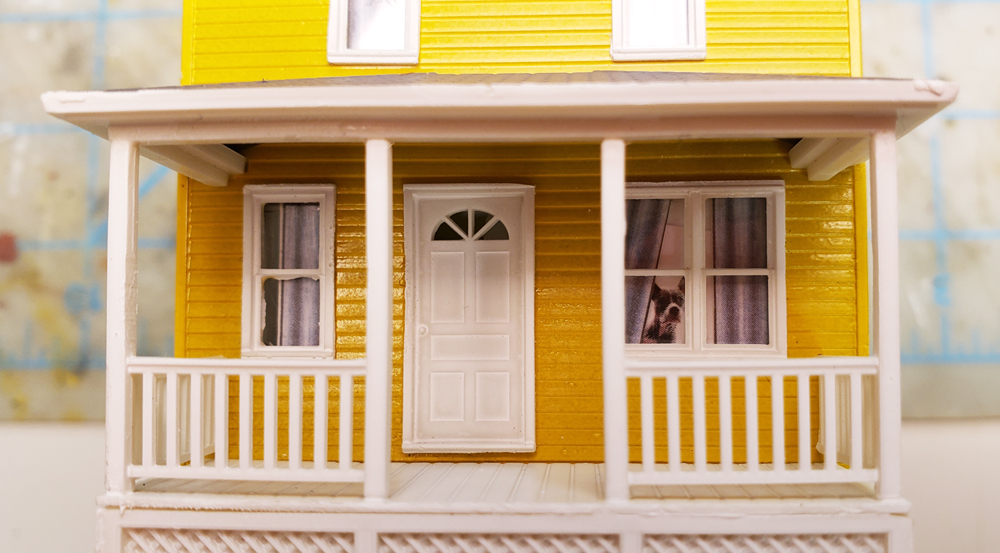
242, 185, 337, 357
624, 181, 786, 357
611, 0, 707, 61
327, 0, 421, 65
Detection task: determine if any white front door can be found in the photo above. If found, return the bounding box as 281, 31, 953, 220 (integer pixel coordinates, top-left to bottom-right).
403, 185, 535, 453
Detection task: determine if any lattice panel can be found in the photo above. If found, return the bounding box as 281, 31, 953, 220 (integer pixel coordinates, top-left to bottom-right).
124, 528, 354, 553
380, 534, 619, 553
644, 534, 886, 553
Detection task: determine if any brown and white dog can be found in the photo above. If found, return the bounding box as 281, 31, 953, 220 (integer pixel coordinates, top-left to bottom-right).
641, 277, 685, 344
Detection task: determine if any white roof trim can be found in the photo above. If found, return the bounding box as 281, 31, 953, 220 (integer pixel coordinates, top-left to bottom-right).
42, 73, 957, 183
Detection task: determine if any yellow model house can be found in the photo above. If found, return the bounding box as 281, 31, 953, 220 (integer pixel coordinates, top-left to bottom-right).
43, 1, 956, 552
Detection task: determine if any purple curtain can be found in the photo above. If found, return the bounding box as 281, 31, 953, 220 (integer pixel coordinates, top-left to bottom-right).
279, 203, 321, 347
262, 202, 321, 347
624, 199, 670, 343
712, 198, 769, 345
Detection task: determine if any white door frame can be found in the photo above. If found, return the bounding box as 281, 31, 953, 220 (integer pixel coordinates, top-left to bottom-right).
402, 184, 535, 453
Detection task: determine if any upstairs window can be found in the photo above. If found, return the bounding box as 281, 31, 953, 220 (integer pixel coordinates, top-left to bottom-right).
327, 0, 421, 64
611, 0, 706, 61
625, 182, 785, 356
242, 185, 336, 356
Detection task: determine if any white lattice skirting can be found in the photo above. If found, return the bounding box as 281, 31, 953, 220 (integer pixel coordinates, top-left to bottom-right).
122, 531, 888, 553
124, 529, 354, 553
380, 534, 620, 553
644, 534, 887, 553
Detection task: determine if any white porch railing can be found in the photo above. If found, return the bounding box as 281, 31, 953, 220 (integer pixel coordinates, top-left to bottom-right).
624, 356, 878, 486
127, 356, 366, 483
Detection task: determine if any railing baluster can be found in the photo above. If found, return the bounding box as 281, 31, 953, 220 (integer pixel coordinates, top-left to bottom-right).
618, 358, 878, 488
666, 375, 681, 473
719, 376, 732, 472
772, 375, 784, 471
315, 374, 328, 470
851, 372, 863, 471
166, 372, 179, 469
693, 375, 706, 473
798, 374, 811, 471
239, 373, 252, 471
824, 373, 837, 471
124, 358, 366, 484
264, 372, 277, 471
640, 375, 654, 472
190, 373, 203, 469
746, 375, 759, 472
339, 374, 354, 471
142, 372, 155, 468
288, 373, 303, 471
214, 373, 228, 469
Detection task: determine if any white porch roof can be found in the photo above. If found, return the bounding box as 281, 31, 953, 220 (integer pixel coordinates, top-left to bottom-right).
42, 71, 957, 185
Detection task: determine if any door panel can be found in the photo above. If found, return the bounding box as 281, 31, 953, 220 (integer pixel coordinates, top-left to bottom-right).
403, 186, 535, 453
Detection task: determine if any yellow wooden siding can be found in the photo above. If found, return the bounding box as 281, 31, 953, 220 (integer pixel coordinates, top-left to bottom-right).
177, 140, 859, 463
181, 0, 857, 84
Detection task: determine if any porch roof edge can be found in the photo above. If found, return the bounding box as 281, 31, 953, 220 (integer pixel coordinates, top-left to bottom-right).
42, 73, 957, 143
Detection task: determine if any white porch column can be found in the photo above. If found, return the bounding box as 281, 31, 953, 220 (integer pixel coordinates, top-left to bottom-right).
869, 127, 902, 499
601, 138, 629, 502
105, 134, 140, 495
363, 139, 394, 500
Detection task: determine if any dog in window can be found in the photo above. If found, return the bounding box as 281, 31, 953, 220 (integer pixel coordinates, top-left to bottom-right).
642, 277, 685, 344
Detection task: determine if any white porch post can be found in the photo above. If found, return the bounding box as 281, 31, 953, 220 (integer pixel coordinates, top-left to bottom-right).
105, 134, 140, 495
363, 139, 394, 500
869, 127, 902, 499
601, 138, 629, 502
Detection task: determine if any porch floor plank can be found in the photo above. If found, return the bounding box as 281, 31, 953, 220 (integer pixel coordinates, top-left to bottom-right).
133, 462, 876, 502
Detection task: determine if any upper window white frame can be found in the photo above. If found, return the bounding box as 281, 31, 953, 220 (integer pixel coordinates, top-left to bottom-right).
611, 0, 706, 61
625, 181, 785, 357
242, 185, 336, 357
327, 0, 421, 65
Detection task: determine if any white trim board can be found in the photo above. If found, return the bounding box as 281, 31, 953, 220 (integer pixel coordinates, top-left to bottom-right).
42, 74, 956, 185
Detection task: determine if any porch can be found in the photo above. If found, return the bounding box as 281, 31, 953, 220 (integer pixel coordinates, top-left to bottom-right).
42, 72, 959, 510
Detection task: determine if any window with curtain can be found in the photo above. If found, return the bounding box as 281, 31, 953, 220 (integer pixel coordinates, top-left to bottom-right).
611, 0, 706, 61
327, 0, 420, 64
242, 186, 336, 356
624, 183, 784, 355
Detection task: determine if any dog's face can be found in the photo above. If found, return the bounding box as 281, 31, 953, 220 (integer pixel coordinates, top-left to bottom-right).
642, 277, 685, 344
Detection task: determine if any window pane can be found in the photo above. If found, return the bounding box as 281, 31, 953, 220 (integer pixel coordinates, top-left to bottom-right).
625, 198, 685, 270
348, 0, 406, 51
626, 0, 690, 49
479, 220, 509, 241
261, 202, 321, 270
448, 210, 470, 237
262, 278, 280, 346
261, 203, 281, 269
433, 222, 464, 241
705, 197, 767, 269
473, 210, 493, 235
626, 275, 686, 344
261, 277, 321, 347
707, 275, 769, 345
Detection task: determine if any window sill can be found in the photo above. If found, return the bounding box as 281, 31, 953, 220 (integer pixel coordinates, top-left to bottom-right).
611, 47, 707, 62
241, 348, 335, 359
327, 51, 419, 66
625, 345, 786, 359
